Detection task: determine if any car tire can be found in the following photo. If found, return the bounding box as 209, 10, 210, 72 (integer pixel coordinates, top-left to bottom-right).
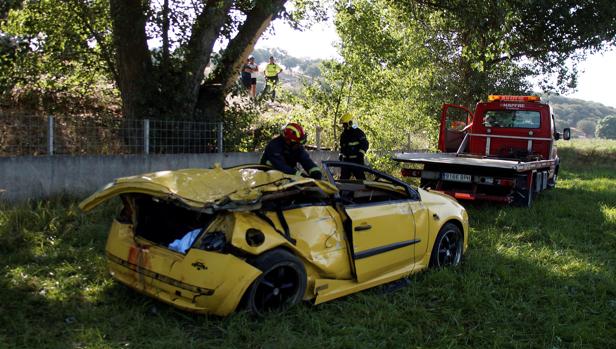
429, 222, 463, 268
245, 249, 307, 316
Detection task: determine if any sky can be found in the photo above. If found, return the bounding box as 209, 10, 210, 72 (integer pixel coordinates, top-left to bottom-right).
256, 19, 616, 109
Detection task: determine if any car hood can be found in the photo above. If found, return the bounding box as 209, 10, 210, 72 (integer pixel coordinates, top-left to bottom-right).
79, 165, 338, 212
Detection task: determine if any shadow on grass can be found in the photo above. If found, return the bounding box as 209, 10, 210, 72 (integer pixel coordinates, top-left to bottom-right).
1, 160, 615, 347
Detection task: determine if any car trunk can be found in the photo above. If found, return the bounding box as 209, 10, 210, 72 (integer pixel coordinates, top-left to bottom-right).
127, 194, 216, 248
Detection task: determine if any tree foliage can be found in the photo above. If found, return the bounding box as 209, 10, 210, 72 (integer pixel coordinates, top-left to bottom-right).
296, 0, 616, 152
596, 115, 616, 139
1, 0, 326, 120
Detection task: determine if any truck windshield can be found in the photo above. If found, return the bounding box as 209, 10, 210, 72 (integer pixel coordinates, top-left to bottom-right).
483, 110, 541, 129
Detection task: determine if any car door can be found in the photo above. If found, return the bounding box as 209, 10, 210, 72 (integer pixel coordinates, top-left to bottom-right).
322, 161, 421, 283
346, 201, 416, 282
439, 104, 474, 152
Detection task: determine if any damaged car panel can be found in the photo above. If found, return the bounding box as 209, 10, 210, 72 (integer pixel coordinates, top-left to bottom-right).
81, 163, 469, 316
80, 165, 338, 213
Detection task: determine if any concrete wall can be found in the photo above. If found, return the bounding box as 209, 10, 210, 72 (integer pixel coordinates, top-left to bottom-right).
0, 151, 337, 202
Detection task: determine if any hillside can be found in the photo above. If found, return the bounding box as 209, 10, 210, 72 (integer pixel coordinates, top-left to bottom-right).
543, 94, 616, 137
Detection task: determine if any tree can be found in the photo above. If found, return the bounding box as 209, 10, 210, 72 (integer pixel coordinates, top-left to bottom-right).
576, 119, 596, 138
1, 0, 115, 102
1, 0, 326, 121
596, 115, 616, 139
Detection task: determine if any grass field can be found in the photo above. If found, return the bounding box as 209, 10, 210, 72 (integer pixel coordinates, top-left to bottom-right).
1, 139, 615, 348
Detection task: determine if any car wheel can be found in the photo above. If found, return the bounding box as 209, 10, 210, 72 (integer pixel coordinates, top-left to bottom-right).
245, 249, 307, 316
429, 223, 463, 268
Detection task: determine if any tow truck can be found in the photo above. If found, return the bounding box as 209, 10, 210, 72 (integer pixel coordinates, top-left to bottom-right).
394, 95, 571, 207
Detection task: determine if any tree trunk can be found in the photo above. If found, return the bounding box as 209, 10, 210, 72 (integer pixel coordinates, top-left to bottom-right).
197, 0, 287, 121
109, 0, 154, 120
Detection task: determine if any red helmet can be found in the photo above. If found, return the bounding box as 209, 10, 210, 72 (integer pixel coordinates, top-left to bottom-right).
282, 122, 307, 144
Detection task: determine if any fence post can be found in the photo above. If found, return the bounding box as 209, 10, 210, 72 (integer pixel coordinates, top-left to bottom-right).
407, 132, 412, 152
316, 126, 322, 150
217, 122, 223, 153
143, 119, 150, 154
47, 115, 54, 155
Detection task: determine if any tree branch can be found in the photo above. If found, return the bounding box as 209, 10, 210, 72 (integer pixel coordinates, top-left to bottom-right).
208, 0, 287, 92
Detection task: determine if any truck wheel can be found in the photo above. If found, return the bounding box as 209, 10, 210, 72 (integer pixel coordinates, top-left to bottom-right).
513, 174, 534, 208
547, 165, 559, 189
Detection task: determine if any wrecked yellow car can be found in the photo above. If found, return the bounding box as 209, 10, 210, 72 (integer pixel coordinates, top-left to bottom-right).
80, 161, 469, 316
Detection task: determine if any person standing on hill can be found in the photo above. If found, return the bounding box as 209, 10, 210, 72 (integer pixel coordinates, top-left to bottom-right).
264, 56, 283, 101
241, 57, 252, 92
246, 55, 258, 98
339, 112, 369, 180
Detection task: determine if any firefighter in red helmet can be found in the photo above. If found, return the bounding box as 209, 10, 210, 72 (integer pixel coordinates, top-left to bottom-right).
260, 122, 323, 179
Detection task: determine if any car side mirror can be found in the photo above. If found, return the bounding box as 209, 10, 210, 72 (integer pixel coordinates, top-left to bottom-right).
554, 132, 560, 140
562, 128, 571, 140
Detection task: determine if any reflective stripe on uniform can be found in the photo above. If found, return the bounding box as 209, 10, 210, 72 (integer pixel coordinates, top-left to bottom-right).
359, 149, 366, 154
347, 141, 360, 146
348, 155, 357, 159
309, 167, 321, 173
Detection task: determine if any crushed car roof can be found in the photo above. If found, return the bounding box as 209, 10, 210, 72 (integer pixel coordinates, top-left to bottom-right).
79, 165, 338, 212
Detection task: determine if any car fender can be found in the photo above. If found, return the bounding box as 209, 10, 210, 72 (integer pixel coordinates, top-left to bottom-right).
419, 189, 469, 255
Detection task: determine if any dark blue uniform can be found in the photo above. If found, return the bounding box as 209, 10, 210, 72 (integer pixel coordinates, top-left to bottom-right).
340, 127, 369, 180
260, 136, 322, 179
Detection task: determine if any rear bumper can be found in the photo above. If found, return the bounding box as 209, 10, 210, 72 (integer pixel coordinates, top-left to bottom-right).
107, 252, 261, 316
434, 190, 513, 203
104, 219, 262, 316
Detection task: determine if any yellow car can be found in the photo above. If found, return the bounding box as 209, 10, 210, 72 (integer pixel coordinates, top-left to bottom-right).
80, 161, 469, 316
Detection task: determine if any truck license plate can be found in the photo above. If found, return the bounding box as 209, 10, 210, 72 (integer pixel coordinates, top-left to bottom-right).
442, 172, 472, 183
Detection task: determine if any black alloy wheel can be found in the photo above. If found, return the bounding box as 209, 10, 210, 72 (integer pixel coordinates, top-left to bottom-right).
429, 223, 463, 267
245, 249, 307, 316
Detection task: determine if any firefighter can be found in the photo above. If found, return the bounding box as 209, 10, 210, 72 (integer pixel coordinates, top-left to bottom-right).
339, 112, 369, 180
260, 122, 323, 180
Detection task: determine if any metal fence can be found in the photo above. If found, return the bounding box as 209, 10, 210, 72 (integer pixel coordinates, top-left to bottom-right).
1, 113, 432, 157
1, 114, 223, 156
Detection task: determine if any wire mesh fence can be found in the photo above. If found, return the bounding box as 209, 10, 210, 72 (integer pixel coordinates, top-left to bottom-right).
1, 113, 432, 157
0, 113, 223, 156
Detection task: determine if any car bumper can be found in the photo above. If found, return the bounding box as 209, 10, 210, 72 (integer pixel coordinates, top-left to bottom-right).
105, 221, 261, 316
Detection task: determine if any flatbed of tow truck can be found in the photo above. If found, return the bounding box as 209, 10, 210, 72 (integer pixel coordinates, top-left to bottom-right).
393, 152, 558, 172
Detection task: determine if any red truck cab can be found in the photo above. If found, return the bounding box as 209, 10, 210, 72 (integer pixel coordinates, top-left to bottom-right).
397, 95, 570, 207
441, 95, 569, 160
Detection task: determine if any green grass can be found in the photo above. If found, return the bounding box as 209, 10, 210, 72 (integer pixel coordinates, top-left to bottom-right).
1, 139, 615, 348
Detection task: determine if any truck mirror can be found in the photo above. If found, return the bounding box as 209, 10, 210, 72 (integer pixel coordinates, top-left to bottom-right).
563, 128, 571, 140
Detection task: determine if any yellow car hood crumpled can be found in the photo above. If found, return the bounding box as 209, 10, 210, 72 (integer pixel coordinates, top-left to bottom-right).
79, 165, 338, 212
